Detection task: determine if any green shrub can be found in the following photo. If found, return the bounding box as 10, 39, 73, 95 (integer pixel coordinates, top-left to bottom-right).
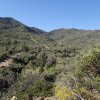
0, 52, 8, 61
36, 52, 47, 67
45, 56, 56, 68
9, 63, 23, 73
76, 48, 100, 98
76, 48, 100, 77
25, 80, 53, 97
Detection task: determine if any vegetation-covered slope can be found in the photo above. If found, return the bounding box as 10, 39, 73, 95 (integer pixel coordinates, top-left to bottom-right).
48, 29, 100, 51
0, 17, 100, 100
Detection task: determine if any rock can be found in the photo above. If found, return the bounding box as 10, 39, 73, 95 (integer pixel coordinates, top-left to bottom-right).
10, 96, 18, 100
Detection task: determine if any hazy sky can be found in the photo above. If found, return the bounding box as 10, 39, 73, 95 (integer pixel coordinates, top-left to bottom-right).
0, 0, 100, 31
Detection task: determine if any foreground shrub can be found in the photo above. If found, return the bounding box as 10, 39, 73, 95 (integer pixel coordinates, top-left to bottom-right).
75, 47, 100, 99
54, 84, 94, 100
26, 80, 53, 97
76, 48, 100, 77
54, 85, 73, 100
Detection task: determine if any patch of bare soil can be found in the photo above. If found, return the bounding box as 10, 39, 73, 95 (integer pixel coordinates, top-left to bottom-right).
0, 53, 20, 68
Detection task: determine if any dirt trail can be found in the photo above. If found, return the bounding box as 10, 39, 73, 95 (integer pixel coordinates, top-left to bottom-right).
0, 53, 20, 68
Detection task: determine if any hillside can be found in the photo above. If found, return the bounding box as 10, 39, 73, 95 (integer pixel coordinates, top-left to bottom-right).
0, 17, 55, 52
48, 29, 100, 51
0, 17, 100, 100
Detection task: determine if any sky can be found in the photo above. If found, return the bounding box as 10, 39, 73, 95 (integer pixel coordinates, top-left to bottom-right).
0, 0, 100, 31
